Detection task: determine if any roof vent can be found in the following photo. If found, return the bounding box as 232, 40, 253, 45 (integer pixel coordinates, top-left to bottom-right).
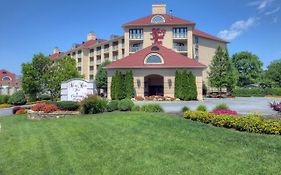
151, 46, 160, 51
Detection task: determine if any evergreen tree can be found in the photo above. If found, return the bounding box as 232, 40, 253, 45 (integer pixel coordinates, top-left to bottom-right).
174, 70, 179, 98
124, 70, 134, 99
110, 72, 117, 100
189, 72, 197, 100
182, 71, 189, 100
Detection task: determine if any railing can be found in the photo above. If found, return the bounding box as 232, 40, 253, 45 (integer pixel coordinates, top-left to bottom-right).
104, 48, 109, 53
173, 45, 187, 52
173, 33, 187, 39
90, 61, 94, 65
129, 34, 143, 39
96, 50, 101, 55
122, 43, 125, 48
112, 45, 118, 51
96, 59, 101, 64
77, 54, 82, 58
129, 46, 142, 52
113, 55, 118, 61
77, 62, 82, 66
89, 53, 94, 57
89, 70, 94, 74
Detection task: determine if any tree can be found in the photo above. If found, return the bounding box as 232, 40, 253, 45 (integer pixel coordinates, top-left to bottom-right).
232, 51, 263, 86
124, 70, 134, 98
208, 46, 236, 94
21, 53, 50, 100
95, 60, 111, 94
266, 59, 281, 87
43, 56, 81, 100
174, 70, 197, 100
188, 72, 197, 100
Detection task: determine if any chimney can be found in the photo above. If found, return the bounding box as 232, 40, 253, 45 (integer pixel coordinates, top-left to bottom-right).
53, 47, 59, 54
87, 32, 96, 41
152, 4, 167, 15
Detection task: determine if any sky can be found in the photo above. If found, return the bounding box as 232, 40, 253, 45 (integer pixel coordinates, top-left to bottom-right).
0, 0, 280, 75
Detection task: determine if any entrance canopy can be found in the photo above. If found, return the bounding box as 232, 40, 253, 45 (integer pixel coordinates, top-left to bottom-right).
106, 44, 206, 69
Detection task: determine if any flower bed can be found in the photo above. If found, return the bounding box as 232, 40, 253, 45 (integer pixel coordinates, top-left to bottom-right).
132, 96, 177, 102
184, 111, 281, 135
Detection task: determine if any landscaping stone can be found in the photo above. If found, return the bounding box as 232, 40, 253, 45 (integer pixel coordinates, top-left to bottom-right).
27, 110, 79, 120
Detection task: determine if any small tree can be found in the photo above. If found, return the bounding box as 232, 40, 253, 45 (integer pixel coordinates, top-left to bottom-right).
124, 70, 134, 99
111, 73, 116, 100
188, 72, 197, 100
208, 46, 235, 94
266, 59, 281, 87
95, 60, 111, 94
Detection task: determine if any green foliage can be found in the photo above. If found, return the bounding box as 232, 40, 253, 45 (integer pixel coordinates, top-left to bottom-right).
196, 105, 207, 112
132, 105, 141, 111
124, 70, 134, 99
118, 99, 134, 111
232, 88, 281, 97
174, 70, 197, 100
213, 103, 229, 110
184, 111, 281, 135
8, 90, 27, 105
0, 95, 10, 104
140, 104, 164, 113
38, 94, 51, 101
208, 46, 238, 93
80, 95, 107, 114
231, 51, 263, 87
95, 60, 111, 92
44, 56, 81, 100
266, 59, 281, 87
21, 53, 51, 100
56, 101, 80, 111
181, 106, 190, 112
106, 100, 119, 112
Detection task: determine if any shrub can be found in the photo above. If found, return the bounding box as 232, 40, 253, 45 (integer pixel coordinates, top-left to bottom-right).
213, 103, 229, 110
0, 95, 10, 104
12, 106, 23, 114
211, 109, 237, 115
0, 104, 12, 108
270, 101, 281, 113
15, 109, 27, 115
80, 95, 107, 114
118, 99, 134, 111
31, 103, 58, 113
182, 106, 190, 112
132, 105, 141, 111
31, 103, 45, 111
141, 104, 164, 113
184, 111, 281, 135
134, 96, 144, 101
56, 101, 80, 111
196, 105, 207, 112
233, 88, 281, 97
38, 94, 51, 100
106, 100, 119, 112
8, 90, 27, 105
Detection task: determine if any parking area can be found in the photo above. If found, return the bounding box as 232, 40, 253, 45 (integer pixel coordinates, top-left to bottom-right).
135, 97, 281, 115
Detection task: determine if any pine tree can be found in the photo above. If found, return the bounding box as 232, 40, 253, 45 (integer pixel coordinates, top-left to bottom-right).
124, 70, 134, 99
111, 71, 117, 100
174, 70, 179, 98
182, 71, 189, 100
189, 72, 197, 100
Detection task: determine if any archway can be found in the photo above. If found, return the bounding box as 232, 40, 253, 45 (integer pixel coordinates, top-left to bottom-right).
144, 74, 164, 96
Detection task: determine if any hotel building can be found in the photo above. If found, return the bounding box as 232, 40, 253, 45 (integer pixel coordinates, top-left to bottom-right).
50, 4, 228, 100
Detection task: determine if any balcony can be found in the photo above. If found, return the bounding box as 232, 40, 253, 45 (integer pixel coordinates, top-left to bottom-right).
77, 54, 82, 58
113, 55, 118, 61
77, 62, 82, 66
89, 52, 94, 57
173, 46, 187, 52
104, 48, 109, 53
122, 43, 125, 48
90, 70, 94, 74
104, 57, 110, 62
96, 59, 101, 64
112, 45, 118, 51
173, 33, 187, 39
96, 50, 101, 55
129, 46, 142, 53
90, 61, 94, 65
129, 34, 143, 40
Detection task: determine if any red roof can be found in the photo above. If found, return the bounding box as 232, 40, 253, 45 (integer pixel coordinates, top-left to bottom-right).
193, 29, 228, 43
106, 44, 206, 69
78, 39, 107, 48
50, 52, 65, 61
123, 14, 195, 27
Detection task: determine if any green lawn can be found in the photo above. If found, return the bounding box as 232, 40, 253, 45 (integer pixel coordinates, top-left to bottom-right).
0, 112, 281, 175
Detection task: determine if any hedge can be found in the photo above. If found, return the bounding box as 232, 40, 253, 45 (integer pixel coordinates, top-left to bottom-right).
140, 104, 164, 113
184, 111, 281, 135
233, 88, 281, 97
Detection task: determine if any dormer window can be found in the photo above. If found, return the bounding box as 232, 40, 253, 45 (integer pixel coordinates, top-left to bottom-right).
2, 76, 11, 81
151, 15, 165, 24
144, 53, 164, 64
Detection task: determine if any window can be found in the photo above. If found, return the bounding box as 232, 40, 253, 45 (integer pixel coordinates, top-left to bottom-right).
151, 15, 165, 23
90, 75, 94, 80
129, 29, 143, 39
195, 36, 199, 44
151, 46, 160, 51
173, 28, 187, 38
2, 76, 11, 81
144, 54, 163, 64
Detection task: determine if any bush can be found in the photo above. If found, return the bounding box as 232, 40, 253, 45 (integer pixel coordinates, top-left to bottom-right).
196, 105, 207, 112
80, 95, 107, 114
0, 95, 10, 104
106, 100, 119, 112
270, 101, 281, 113
233, 88, 281, 97
38, 94, 51, 101
134, 96, 144, 101
8, 91, 27, 105
141, 104, 164, 113
31, 103, 58, 113
213, 103, 229, 110
0, 104, 12, 108
211, 109, 237, 115
182, 106, 190, 112
15, 109, 27, 115
56, 101, 80, 111
118, 99, 134, 111
184, 111, 281, 135
132, 105, 141, 111
12, 106, 23, 114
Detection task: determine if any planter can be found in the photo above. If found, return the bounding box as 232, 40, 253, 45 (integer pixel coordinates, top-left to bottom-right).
27, 110, 79, 120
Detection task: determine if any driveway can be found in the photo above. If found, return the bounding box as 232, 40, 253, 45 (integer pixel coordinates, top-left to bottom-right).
0, 105, 34, 117
135, 97, 281, 115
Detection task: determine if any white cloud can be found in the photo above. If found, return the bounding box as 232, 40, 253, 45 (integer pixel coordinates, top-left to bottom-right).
265, 7, 280, 15
248, 0, 275, 11
218, 17, 258, 41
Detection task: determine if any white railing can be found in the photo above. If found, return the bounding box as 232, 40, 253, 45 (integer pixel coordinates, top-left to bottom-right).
90, 61, 94, 65
173, 45, 187, 52
129, 34, 143, 39
173, 33, 187, 39
129, 46, 142, 52
112, 45, 118, 51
